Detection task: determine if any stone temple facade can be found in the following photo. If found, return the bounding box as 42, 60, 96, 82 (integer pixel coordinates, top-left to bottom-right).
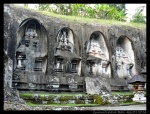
4, 4, 146, 95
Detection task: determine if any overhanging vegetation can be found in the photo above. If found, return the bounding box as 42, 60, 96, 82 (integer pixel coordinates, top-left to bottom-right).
14, 4, 146, 29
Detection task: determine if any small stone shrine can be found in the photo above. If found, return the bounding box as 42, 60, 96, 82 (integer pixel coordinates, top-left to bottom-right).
128, 75, 146, 103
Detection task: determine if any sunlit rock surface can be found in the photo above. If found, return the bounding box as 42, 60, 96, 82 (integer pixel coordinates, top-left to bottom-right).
85, 77, 111, 95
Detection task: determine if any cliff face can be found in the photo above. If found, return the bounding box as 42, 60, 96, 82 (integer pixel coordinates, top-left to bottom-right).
4, 4, 146, 92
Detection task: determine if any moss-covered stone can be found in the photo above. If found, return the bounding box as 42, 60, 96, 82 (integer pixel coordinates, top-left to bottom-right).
20, 92, 137, 106
59, 96, 74, 101
92, 95, 103, 105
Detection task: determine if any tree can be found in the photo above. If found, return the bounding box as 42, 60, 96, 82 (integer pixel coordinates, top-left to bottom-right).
109, 4, 126, 12
131, 6, 146, 23
38, 4, 50, 11
37, 4, 127, 22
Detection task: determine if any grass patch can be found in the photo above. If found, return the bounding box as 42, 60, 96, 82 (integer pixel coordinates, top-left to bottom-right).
19, 92, 89, 101
112, 92, 134, 96
112, 91, 146, 96
13, 4, 146, 29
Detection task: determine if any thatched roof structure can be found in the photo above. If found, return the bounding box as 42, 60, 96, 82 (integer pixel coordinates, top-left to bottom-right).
127, 75, 146, 84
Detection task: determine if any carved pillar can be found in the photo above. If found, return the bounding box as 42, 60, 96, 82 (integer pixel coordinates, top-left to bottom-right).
34, 57, 43, 71
88, 60, 95, 75
24, 34, 30, 47
54, 57, 64, 73
16, 52, 26, 70
71, 63, 77, 73
71, 58, 80, 73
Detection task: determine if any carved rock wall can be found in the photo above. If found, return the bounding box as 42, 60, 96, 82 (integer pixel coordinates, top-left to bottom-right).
4, 4, 146, 91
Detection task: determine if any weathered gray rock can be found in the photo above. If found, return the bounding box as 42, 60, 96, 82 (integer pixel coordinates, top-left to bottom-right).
85, 77, 111, 95
4, 51, 25, 104
3, 4, 146, 94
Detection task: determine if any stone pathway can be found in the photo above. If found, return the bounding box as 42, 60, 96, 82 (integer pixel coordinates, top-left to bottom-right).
87, 104, 146, 110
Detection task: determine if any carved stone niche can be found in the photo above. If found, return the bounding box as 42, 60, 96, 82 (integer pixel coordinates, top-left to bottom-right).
34, 57, 43, 71
86, 59, 96, 75
16, 52, 26, 70
67, 75, 78, 91
54, 56, 64, 73
56, 28, 73, 52
54, 27, 81, 75
85, 31, 111, 78
12, 18, 48, 90
71, 58, 81, 73
15, 18, 47, 73
24, 22, 38, 47
115, 36, 136, 80
47, 76, 60, 91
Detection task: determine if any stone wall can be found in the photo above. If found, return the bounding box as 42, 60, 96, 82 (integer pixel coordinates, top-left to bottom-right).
4, 4, 146, 91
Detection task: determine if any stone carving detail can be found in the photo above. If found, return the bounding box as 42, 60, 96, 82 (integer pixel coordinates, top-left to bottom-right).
85, 34, 110, 78
34, 57, 43, 71
12, 19, 48, 90
47, 76, 60, 91
87, 38, 105, 58
54, 28, 81, 75
67, 75, 78, 91
84, 32, 111, 95
71, 58, 79, 73
54, 56, 64, 73
115, 47, 134, 79
52, 28, 82, 91
56, 31, 72, 52
4, 4, 146, 95
15, 22, 44, 72
16, 52, 26, 70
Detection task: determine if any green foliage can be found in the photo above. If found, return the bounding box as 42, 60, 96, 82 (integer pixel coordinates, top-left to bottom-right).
59, 96, 74, 101
109, 4, 126, 12
19, 93, 88, 101
14, 4, 146, 29
38, 4, 50, 12
112, 92, 134, 96
92, 95, 111, 105
37, 4, 127, 22
92, 95, 103, 105
131, 6, 146, 23
124, 98, 133, 103
37, 10, 146, 28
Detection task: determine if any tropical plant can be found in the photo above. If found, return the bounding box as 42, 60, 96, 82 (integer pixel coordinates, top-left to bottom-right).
131, 6, 146, 23
38, 4, 50, 12
37, 4, 127, 21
